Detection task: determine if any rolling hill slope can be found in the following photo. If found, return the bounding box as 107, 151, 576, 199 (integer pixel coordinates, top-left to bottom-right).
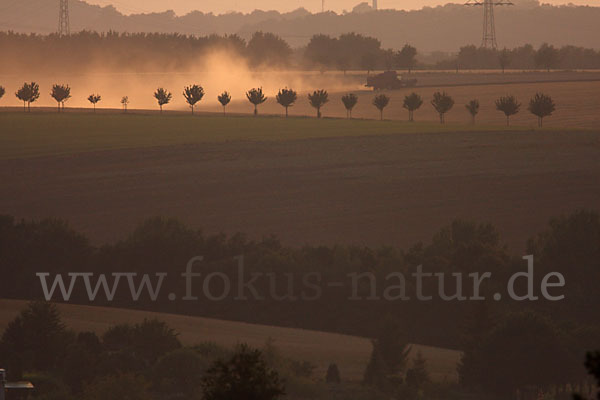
0, 299, 461, 382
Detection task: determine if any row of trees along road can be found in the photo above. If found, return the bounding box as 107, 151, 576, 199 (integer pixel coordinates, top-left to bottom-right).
0, 83, 556, 126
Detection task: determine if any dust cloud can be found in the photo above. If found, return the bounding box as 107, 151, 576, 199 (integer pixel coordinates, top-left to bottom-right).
0, 50, 365, 112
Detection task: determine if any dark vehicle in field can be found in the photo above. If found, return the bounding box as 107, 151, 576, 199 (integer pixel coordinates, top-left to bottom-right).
366, 71, 417, 90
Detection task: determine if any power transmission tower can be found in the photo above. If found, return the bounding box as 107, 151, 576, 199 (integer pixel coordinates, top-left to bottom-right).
373, 0, 378, 10
321, 0, 325, 12
58, 0, 70, 36
465, 0, 512, 49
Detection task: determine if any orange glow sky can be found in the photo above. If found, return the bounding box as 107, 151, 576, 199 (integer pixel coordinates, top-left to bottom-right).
85, 0, 600, 15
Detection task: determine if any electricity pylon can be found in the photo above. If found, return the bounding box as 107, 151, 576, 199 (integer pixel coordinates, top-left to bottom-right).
465, 0, 513, 49
58, 0, 70, 36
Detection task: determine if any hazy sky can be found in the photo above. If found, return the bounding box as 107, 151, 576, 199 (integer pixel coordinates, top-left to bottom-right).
85, 0, 600, 15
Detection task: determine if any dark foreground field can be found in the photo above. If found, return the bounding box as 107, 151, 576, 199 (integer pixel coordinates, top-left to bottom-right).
0, 113, 599, 251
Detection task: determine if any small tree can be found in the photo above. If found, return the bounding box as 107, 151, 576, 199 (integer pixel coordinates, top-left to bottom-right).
308, 89, 329, 118
495, 95, 521, 126
121, 96, 129, 112
246, 87, 267, 116
325, 363, 341, 384
372, 94, 390, 120
51, 84, 71, 112
397, 44, 418, 73
341, 93, 358, 118
465, 99, 480, 124
431, 91, 454, 124
403, 92, 423, 122
528, 92, 555, 128
498, 48, 511, 73
183, 84, 205, 115
0, 86, 5, 102
201, 344, 285, 400
87, 94, 101, 113
218, 91, 231, 116
15, 82, 40, 112
154, 88, 172, 113
15, 85, 30, 112
275, 88, 297, 117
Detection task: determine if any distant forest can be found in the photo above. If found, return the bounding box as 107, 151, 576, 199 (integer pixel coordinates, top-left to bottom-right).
2, 0, 600, 51
2, 31, 600, 74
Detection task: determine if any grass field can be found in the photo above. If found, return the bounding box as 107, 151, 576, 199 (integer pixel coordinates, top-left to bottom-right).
1, 112, 599, 251
0, 112, 532, 160
0, 299, 461, 383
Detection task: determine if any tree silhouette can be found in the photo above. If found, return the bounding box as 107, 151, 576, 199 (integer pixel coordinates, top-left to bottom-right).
201, 344, 285, 400
403, 92, 423, 122
87, 94, 101, 113
0, 301, 70, 376
573, 351, 600, 400
498, 48, 511, 73
218, 91, 231, 116
397, 44, 417, 73
361, 53, 377, 75
341, 93, 358, 118
535, 43, 560, 72
308, 89, 329, 118
495, 95, 521, 126
406, 351, 429, 390
528, 92, 555, 127
51, 84, 71, 112
364, 316, 411, 391
154, 88, 172, 113
465, 99, 480, 124
121, 96, 129, 112
246, 87, 267, 116
431, 91, 454, 123
372, 93, 390, 120
0, 86, 5, 102
325, 363, 341, 384
183, 84, 205, 115
275, 88, 297, 118
15, 82, 40, 112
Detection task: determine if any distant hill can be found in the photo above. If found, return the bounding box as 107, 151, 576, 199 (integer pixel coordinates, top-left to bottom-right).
1, 0, 599, 52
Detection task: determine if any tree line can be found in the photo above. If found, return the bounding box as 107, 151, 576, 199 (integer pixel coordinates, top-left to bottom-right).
0, 81, 557, 126
1, 210, 599, 350
2, 31, 600, 74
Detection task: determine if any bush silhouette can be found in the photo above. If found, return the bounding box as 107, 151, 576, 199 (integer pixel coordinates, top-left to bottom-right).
201, 344, 285, 400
